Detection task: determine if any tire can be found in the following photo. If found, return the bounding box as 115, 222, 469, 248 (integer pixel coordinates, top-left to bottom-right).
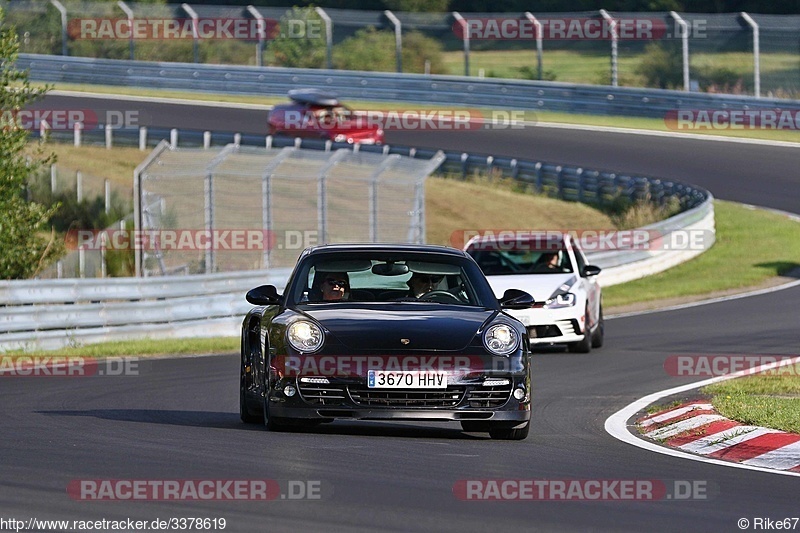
239, 356, 260, 424
461, 421, 490, 433
263, 392, 290, 432
591, 304, 605, 349
239, 376, 260, 424
567, 307, 592, 354
488, 422, 530, 440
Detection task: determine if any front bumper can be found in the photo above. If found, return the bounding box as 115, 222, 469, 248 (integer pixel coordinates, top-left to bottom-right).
506, 307, 586, 345
269, 376, 531, 424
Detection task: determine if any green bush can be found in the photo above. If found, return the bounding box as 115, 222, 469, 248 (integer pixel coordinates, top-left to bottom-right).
0, 9, 62, 279
266, 7, 326, 69
635, 42, 683, 90
333, 27, 445, 74
27, 171, 131, 233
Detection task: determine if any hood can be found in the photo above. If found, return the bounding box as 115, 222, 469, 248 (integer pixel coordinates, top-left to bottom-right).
485, 273, 578, 302
302, 305, 497, 352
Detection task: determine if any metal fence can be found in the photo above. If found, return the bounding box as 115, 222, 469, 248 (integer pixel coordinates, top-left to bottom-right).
134, 142, 446, 277
6, 3, 799, 97
17, 54, 800, 122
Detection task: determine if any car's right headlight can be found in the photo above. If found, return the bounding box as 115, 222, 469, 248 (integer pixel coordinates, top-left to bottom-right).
483, 323, 520, 356
287, 320, 324, 353
544, 293, 576, 309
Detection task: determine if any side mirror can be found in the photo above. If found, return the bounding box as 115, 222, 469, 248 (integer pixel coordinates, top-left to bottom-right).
583, 265, 602, 277
499, 289, 535, 310
246, 285, 282, 306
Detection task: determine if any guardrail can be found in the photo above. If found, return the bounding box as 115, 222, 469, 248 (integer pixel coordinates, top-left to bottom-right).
17, 54, 800, 119
0, 269, 291, 351
1, 128, 713, 351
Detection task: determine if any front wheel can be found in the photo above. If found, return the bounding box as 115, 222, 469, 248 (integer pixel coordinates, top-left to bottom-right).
263, 393, 290, 432
567, 307, 592, 353
591, 304, 605, 348
240, 365, 260, 424
488, 422, 530, 440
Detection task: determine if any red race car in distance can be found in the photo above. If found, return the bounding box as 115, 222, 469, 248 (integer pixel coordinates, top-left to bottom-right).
267, 89, 385, 145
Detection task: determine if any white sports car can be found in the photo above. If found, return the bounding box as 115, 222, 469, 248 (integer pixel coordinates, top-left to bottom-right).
465, 232, 604, 353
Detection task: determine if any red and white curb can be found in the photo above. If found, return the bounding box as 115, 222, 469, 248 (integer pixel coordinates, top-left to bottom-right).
605, 355, 800, 478
637, 402, 800, 473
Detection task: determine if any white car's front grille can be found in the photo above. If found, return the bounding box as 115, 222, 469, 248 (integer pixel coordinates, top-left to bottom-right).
527, 319, 580, 340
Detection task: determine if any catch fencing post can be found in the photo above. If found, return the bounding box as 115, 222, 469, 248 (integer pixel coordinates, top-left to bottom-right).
315, 8, 333, 70
246, 5, 266, 67
49, 0, 68, 56
384, 10, 402, 73
740, 12, 760, 98
524, 12, 543, 80
670, 11, 690, 91
182, 3, 200, 63
452, 12, 470, 76
599, 10, 618, 87
117, 1, 135, 60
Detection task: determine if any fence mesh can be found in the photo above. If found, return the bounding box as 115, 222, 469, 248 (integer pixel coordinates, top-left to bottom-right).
136, 144, 443, 276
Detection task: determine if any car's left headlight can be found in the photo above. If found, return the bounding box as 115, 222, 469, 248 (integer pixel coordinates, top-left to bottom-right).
483, 323, 520, 355
287, 320, 324, 353
544, 293, 576, 309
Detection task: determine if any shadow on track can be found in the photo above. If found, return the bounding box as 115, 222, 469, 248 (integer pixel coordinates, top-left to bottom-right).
37, 409, 490, 440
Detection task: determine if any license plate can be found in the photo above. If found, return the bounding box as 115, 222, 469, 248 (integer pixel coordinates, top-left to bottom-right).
367, 370, 447, 389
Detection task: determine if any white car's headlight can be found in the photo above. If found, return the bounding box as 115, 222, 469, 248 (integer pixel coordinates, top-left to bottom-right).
287, 320, 324, 353
483, 323, 519, 356
544, 293, 576, 309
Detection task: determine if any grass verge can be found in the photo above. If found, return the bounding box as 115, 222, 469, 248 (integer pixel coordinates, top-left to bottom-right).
3, 337, 238, 358
603, 200, 800, 308
702, 371, 800, 434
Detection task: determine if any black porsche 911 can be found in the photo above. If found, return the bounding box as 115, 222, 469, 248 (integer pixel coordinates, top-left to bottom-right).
239, 244, 535, 440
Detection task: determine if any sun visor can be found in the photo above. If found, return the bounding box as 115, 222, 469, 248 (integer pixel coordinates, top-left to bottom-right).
406, 261, 461, 275
315, 259, 373, 272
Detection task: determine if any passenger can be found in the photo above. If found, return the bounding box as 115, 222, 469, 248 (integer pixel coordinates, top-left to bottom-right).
406, 272, 444, 298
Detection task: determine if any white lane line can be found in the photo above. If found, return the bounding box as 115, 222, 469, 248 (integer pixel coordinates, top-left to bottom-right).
644, 414, 726, 440
639, 403, 713, 427
604, 355, 800, 478
533, 121, 800, 148
743, 441, 800, 470
679, 426, 777, 455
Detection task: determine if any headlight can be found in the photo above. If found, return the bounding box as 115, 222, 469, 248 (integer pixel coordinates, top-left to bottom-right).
483, 323, 519, 356
334, 134, 347, 143
544, 293, 576, 309
287, 320, 324, 353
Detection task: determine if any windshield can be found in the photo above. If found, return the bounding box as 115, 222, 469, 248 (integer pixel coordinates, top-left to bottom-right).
468, 248, 573, 275
288, 253, 492, 307
315, 106, 353, 124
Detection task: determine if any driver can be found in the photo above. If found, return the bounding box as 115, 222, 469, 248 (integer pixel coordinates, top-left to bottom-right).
406, 272, 444, 298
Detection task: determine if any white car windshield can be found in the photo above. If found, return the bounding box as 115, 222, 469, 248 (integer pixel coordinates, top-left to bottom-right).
469, 249, 573, 275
